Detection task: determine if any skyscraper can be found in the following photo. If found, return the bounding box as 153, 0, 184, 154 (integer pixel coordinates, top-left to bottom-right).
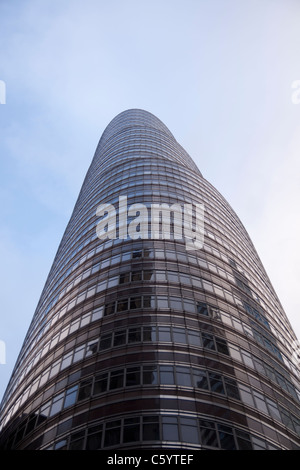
0, 109, 299, 450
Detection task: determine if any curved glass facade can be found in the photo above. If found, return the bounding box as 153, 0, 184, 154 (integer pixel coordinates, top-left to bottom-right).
0, 109, 299, 450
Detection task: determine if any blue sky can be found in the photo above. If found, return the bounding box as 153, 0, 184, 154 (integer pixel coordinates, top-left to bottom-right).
0, 0, 300, 401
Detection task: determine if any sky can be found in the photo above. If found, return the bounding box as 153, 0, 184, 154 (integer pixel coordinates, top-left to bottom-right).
0, 0, 300, 401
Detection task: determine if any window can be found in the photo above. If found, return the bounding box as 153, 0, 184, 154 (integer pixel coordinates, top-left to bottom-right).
197, 302, 209, 316
126, 367, 140, 387
104, 420, 121, 447
162, 416, 179, 441
180, 417, 199, 444
86, 424, 102, 450
123, 417, 140, 443
109, 369, 124, 390
143, 416, 159, 441
199, 420, 218, 448
94, 373, 108, 395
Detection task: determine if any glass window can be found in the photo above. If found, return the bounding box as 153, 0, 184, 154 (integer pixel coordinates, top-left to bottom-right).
197, 302, 209, 316
173, 327, 186, 343
64, 386, 78, 408
176, 366, 192, 387
209, 373, 225, 395
158, 326, 171, 342
143, 326, 156, 342
94, 373, 108, 395
50, 393, 64, 417
130, 297, 141, 310
188, 330, 201, 346
202, 333, 215, 350
117, 299, 128, 312
218, 424, 236, 450
104, 420, 121, 447
224, 378, 240, 400
123, 417, 140, 443
162, 416, 179, 441
216, 338, 229, 355
236, 430, 252, 450
126, 367, 140, 387
78, 379, 93, 401
69, 430, 85, 450
157, 296, 169, 309
199, 420, 218, 448
143, 270, 154, 281
128, 327, 141, 343
143, 366, 158, 385
105, 302, 115, 316
143, 416, 159, 441
100, 333, 112, 350
180, 417, 199, 444
113, 330, 126, 346
109, 369, 124, 390
132, 271, 142, 282
193, 369, 209, 389
86, 424, 102, 450
160, 365, 175, 385
119, 273, 130, 284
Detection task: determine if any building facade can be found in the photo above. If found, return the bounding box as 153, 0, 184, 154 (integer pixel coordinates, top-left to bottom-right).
0, 109, 299, 450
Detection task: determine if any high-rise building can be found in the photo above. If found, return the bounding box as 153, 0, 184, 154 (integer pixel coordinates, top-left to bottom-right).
0, 109, 299, 450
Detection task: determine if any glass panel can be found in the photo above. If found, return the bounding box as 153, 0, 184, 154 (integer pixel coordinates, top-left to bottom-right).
94, 373, 108, 395
173, 327, 186, 343
128, 327, 141, 343
123, 417, 140, 443
160, 365, 175, 385
143, 416, 159, 441
126, 367, 141, 387
176, 366, 192, 386
180, 417, 199, 444
143, 366, 158, 385
162, 416, 179, 441
109, 370, 124, 390
104, 420, 121, 447
193, 369, 209, 389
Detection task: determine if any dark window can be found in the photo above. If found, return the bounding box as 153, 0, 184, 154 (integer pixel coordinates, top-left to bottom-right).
105, 302, 115, 316
193, 369, 209, 389
143, 416, 159, 441
216, 337, 229, 355
199, 420, 218, 448
126, 367, 140, 387
94, 373, 108, 395
209, 373, 225, 395
218, 424, 236, 450
104, 420, 121, 447
123, 417, 140, 443
143, 366, 158, 385
143, 326, 156, 342
100, 333, 112, 350
197, 302, 209, 316
173, 327, 186, 343
86, 425, 103, 450
117, 299, 128, 312
109, 369, 124, 390
78, 379, 93, 401
202, 333, 215, 350
128, 327, 141, 343
132, 271, 142, 282
113, 330, 126, 346
130, 297, 141, 309
225, 378, 240, 400
236, 430, 252, 450
69, 430, 85, 450
119, 273, 130, 284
